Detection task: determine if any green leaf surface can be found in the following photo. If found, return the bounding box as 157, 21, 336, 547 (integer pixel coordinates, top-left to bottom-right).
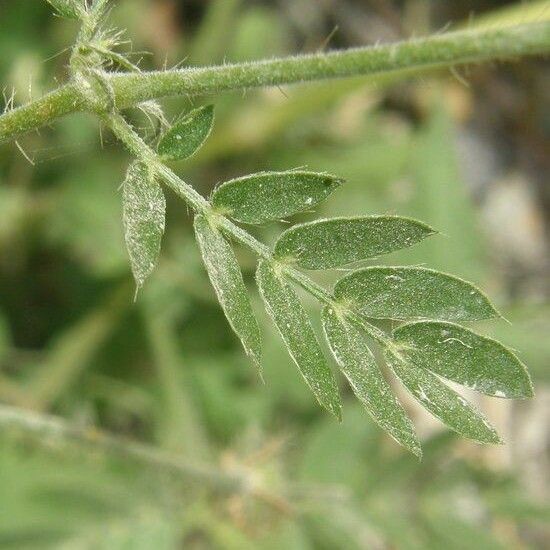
321, 307, 421, 456
157, 105, 214, 161
256, 260, 341, 418
211, 170, 342, 224
393, 321, 533, 399
274, 216, 435, 270
334, 266, 498, 321
47, 0, 84, 19
122, 161, 166, 289
385, 350, 502, 444
194, 214, 262, 371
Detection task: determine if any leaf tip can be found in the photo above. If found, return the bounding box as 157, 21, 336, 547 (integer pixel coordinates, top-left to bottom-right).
324, 173, 345, 188
480, 422, 503, 445
411, 443, 423, 460
423, 223, 439, 238
332, 403, 343, 422
517, 373, 535, 399
202, 103, 215, 116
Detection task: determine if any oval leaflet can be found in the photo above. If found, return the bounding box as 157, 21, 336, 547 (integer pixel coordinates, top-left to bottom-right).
392, 320, 533, 399
122, 161, 166, 289
256, 260, 342, 418
385, 349, 502, 444
322, 307, 421, 456
212, 171, 342, 224
158, 105, 214, 161
334, 266, 499, 321
274, 216, 436, 270
194, 213, 262, 372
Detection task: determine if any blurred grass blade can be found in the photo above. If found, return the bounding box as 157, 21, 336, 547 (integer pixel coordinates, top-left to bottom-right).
322, 307, 420, 456
334, 266, 499, 321
393, 321, 533, 399
158, 105, 214, 161
465, 0, 550, 30
122, 161, 166, 290
194, 214, 262, 371
189, 0, 242, 64
256, 260, 341, 418
212, 171, 342, 224
46, 0, 84, 19
28, 286, 130, 409
408, 103, 486, 280
0, 310, 10, 364
274, 216, 435, 270
385, 350, 502, 444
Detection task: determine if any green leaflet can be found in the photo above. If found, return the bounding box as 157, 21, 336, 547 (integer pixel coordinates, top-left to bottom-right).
211, 171, 343, 224
334, 266, 499, 321
274, 216, 435, 270
158, 105, 214, 161
122, 161, 166, 289
256, 260, 341, 418
393, 321, 533, 399
321, 307, 421, 456
47, 0, 84, 19
385, 349, 502, 444
194, 213, 262, 371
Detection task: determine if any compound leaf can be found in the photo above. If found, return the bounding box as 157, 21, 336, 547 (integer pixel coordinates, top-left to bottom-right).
47, 0, 85, 19
274, 216, 435, 270
256, 260, 341, 418
385, 350, 501, 444
158, 105, 214, 161
212, 171, 343, 224
122, 161, 166, 289
194, 214, 262, 371
322, 307, 421, 456
393, 321, 533, 399
334, 266, 499, 321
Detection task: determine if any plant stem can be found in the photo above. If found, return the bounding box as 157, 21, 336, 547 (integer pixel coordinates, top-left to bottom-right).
105, 113, 391, 347
0, 403, 242, 492
1, 21, 549, 144
110, 22, 550, 105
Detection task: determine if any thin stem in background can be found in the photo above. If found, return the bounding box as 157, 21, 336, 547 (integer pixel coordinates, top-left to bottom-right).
0, 403, 242, 492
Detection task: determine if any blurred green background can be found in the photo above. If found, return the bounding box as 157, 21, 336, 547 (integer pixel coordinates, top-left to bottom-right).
0, 0, 549, 548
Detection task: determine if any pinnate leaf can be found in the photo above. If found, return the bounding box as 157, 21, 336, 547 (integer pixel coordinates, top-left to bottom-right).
322, 307, 421, 456
212, 171, 342, 224
256, 260, 341, 418
274, 216, 435, 270
158, 105, 214, 161
194, 213, 262, 371
385, 350, 501, 444
393, 321, 533, 399
122, 161, 166, 289
335, 266, 499, 321
47, 0, 85, 19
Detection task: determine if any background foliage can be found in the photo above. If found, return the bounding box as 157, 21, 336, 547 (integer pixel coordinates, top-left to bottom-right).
0, 0, 549, 548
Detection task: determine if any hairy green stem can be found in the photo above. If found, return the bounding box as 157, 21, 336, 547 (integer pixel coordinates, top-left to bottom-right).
110, 21, 550, 104
105, 112, 391, 347
1, 21, 549, 144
